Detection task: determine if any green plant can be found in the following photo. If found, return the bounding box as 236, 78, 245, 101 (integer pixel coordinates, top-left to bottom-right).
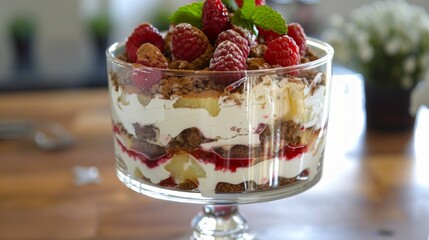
323, 0, 429, 89
9, 15, 36, 39
88, 14, 111, 39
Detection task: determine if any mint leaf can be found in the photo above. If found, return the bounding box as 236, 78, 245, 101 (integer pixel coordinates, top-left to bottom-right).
169, 2, 204, 28
241, 0, 255, 20
231, 9, 257, 34
253, 5, 287, 34
222, 0, 238, 11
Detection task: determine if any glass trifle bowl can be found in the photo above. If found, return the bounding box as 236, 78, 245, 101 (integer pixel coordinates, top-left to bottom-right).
106, 38, 333, 239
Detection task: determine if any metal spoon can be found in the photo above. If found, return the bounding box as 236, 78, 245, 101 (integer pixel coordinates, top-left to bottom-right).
0, 120, 74, 151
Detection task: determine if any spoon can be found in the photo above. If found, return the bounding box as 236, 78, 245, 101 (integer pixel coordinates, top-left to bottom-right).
0, 120, 74, 151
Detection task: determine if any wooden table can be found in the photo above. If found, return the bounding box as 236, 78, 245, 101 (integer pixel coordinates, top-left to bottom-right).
1, 75, 428, 240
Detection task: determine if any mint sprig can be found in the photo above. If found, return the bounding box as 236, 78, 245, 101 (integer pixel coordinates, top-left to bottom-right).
233, 0, 287, 35
241, 0, 255, 20
222, 0, 238, 11
253, 6, 287, 34
169, 2, 204, 28
169, 0, 287, 35
231, 9, 255, 33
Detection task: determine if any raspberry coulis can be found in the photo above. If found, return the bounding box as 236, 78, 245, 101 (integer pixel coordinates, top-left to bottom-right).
114, 134, 307, 172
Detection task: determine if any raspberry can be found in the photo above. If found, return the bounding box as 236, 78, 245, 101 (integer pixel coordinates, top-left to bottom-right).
136, 43, 168, 69
264, 36, 300, 67
215, 30, 250, 58
235, 0, 265, 7
231, 25, 257, 46
171, 23, 210, 62
132, 67, 162, 91
210, 40, 247, 71
190, 45, 215, 69
132, 43, 166, 91
287, 23, 307, 55
257, 27, 282, 44
131, 43, 167, 91
202, 0, 230, 42
125, 23, 164, 63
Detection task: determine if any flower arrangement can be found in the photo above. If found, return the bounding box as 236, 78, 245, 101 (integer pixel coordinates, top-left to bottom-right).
322, 0, 429, 89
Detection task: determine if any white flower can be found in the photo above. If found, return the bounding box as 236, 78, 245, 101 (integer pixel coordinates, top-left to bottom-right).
385, 38, 402, 55
374, 20, 389, 40
420, 15, 429, 30
344, 22, 357, 37
403, 57, 417, 73
358, 43, 374, 63
401, 75, 413, 89
354, 31, 369, 46
406, 28, 420, 46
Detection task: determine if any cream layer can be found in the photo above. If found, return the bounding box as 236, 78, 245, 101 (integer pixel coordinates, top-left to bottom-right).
109, 75, 326, 149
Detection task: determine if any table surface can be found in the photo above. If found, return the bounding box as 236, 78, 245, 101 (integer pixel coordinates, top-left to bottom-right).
0, 74, 428, 240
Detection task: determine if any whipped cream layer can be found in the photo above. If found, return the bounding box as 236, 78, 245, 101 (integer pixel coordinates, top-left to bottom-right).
109, 75, 326, 149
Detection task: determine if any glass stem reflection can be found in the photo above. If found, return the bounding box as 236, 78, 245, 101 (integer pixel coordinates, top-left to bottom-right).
191, 205, 253, 240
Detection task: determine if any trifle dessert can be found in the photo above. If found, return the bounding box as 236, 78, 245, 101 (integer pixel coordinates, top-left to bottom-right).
107, 0, 333, 199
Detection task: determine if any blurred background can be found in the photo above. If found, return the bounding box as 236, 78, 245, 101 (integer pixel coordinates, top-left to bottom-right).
0, 0, 428, 92
1, 2, 429, 239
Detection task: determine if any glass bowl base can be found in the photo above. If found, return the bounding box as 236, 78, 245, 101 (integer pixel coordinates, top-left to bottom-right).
116, 168, 323, 205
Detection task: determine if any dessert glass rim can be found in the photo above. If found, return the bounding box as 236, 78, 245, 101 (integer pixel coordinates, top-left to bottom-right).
106, 37, 334, 77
